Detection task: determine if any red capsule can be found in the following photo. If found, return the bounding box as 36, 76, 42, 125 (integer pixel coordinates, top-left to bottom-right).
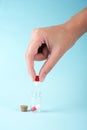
35, 75, 39, 81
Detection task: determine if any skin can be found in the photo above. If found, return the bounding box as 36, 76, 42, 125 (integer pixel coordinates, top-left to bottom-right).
26, 8, 87, 81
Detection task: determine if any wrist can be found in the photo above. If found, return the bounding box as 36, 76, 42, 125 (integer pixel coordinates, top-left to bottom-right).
65, 8, 87, 42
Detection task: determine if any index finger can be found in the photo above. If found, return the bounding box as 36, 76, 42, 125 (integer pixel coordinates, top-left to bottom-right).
26, 39, 42, 81
26, 53, 36, 81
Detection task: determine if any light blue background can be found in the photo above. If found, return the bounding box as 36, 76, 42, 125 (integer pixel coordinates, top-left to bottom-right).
0, 0, 87, 130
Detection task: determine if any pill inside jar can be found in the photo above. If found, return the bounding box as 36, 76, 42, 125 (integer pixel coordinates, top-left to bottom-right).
31, 104, 40, 112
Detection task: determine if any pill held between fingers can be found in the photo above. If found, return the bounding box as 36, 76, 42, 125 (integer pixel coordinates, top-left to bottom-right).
35, 76, 39, 81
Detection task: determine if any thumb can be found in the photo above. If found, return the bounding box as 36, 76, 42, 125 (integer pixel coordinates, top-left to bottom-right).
39, 49, 61, 81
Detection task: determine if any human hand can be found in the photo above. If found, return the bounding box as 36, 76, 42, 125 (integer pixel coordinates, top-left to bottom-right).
26, 24, 76, 81
26, 8, 87, 81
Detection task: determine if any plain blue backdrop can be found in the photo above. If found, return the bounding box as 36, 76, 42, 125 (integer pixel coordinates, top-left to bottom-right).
0, 0, 87, 130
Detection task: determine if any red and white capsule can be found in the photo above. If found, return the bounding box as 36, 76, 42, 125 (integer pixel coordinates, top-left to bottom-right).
35, 76, 40, 86
31, 104, 40, 112
35, 76, 39, 82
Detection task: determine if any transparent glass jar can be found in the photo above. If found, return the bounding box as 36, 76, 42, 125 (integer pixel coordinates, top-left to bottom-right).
30, 76, 42, 112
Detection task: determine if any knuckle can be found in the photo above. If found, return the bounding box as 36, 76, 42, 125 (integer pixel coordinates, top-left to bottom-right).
32, 28, 42, 37
32, 28, 40, 33
31, 28, 45, 43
